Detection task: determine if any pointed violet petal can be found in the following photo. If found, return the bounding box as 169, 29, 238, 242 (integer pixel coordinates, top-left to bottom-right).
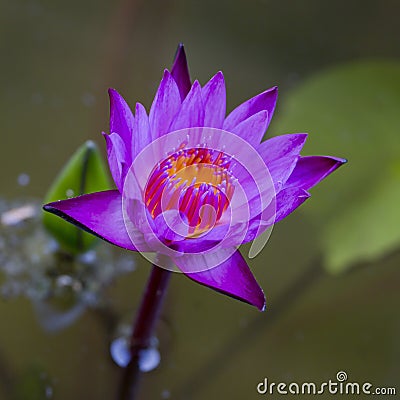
132, 102, 152, 161
43, 190, 138, 251
285, 156, 347, 190
108, 88, 134, 154
274, 186, 310, 223
236, 187, 311, 244
257, 133, 308, 191
223, 86, 278, 132
174, 249, 265, 310
102, 132, 128, 192
171, 43, 192, 101
230, 110, 269, 147
202, 71, 226, 129
169, 81, 205, 131
149, 70, 181, 140
227, 135, 308, 223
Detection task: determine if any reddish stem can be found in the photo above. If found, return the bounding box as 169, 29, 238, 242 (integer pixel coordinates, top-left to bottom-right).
118, 264, 172, 400
130, 265, 171, 352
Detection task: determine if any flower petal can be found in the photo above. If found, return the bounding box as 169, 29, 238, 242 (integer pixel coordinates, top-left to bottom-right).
223, 86, 278, 132
274, 186, 310, 223
257, 133, 307, 191
102, 132, 128, 192
153, 210, 189, 242
285, 155, 347, 190
230, 110, 269, 147
202, 71, 226, 129
132, 102, 152, 161
173, 223, 230, 253
169, 81, 205, 131
171, 43, 192, 101
175, 249, 265, 310
108, 88, 134, 154
149, 70, 181, 140
232, 186, 310, 246
43, 190, 137, 251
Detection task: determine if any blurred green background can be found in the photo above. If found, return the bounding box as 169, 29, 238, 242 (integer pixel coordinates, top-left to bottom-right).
1, 0, 399, 399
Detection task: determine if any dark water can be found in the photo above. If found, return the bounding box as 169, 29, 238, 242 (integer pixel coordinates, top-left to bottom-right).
1, 1, 399, 399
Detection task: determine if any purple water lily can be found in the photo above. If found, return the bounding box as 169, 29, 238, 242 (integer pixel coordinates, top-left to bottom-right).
44, 45, 345, 311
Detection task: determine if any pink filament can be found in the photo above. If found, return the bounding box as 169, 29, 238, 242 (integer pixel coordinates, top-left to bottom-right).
144, 147, 235, 237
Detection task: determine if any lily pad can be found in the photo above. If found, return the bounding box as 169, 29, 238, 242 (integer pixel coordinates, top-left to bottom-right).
271, 61, 400, 273
43, 141, 111, 254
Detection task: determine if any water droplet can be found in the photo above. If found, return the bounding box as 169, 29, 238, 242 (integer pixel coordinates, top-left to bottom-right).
56, 275, 74, 287
17, 173, 30, 186
31, 92, 43, 105
115, 255, 136, 273
55, 275, 82, 292
45, 385, 53, 398
161, 389, 171, 399
78, 250, 96, 264
110, 337, 131, 367
82, 92, 96, 107
110, 337, 160, 372
51, 96, 63, 108
138, 347, 160, 372
66, 189, 74, 198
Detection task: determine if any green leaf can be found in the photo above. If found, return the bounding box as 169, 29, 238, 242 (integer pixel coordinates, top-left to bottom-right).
270, 60, 400, 273
43, 140, 111, 254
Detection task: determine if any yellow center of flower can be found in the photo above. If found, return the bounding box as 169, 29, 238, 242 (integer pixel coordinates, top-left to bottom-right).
145, 147, 235, 237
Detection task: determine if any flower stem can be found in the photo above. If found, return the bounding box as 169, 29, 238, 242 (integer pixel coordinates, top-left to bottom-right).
118, 263, 172, 400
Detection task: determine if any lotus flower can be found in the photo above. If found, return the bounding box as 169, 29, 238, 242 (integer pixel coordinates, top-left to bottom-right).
43, 45, 346, 311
